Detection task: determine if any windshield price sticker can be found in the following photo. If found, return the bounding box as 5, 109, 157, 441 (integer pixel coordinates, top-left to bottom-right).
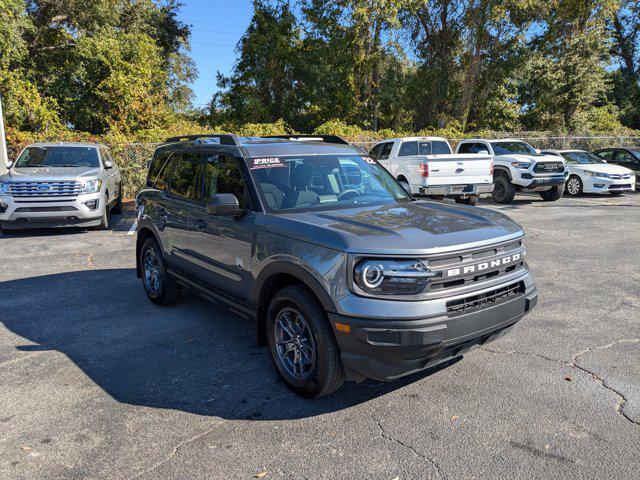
250, 157, 287, 169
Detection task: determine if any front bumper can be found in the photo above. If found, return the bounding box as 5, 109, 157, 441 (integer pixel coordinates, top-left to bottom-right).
419, 183, 494, 196
0, 193, 104, 229
581, 176, 636, 194
518, 174, 567, 188
329, 275, 538, 382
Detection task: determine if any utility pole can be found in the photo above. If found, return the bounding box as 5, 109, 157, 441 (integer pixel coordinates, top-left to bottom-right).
0, 94, 8, 175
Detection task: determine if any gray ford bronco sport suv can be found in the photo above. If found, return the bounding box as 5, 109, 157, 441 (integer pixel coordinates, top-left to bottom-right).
136, 134, 538, 398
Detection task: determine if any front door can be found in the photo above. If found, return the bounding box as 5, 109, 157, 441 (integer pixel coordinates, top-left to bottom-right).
189, 152, 255, 302
163, 152, 200, 275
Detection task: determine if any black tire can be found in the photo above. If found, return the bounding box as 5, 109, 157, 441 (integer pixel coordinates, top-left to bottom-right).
609, 191, 624, 196
267, 285, 345, 398
111, 187, 123, 214
397, 178, 411, 194
492, 175, 516, 204
455, 195, 478, 206
94, 196, 110, 230
565, 176, 583, 196
139, 237, 180, 305
539, 185, 564, 201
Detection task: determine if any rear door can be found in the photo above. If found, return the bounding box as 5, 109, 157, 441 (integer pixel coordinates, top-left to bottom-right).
422, 140, 491, 187
188, 151, 256, 302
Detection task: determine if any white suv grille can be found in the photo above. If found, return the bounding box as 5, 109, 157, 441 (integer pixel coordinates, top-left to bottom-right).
8, 181, 84, 197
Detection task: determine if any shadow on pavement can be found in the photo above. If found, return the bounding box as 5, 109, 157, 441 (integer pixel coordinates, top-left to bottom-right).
0, 269, 457, 420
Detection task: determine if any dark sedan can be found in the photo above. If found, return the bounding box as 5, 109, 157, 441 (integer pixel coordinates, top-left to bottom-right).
593, 147, 640, 187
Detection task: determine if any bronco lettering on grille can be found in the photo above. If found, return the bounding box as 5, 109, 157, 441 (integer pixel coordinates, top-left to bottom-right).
445, 252, 523, 278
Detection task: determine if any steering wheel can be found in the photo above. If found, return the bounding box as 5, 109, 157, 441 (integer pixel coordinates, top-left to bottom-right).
338, 190, 361, 202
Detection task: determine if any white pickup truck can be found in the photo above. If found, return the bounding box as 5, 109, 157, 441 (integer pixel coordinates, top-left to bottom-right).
455, 139, 568, 204
369, 137, 493, 205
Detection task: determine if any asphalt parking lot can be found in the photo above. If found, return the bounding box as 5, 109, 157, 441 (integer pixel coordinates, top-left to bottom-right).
1, 193, 639, 480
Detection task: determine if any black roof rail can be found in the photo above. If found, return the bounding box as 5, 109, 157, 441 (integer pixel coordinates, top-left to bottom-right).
164, 134, 239, 145
261, 135, 349, 145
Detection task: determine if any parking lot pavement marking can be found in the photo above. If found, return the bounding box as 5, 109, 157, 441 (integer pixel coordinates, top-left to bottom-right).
127, 220, 138, 236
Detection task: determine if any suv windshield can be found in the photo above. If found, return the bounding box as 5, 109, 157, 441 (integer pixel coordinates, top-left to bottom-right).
562, 151, 605, 165
491, 141, 537, 156
15, 146, 100, 168
248, 154, 410, 212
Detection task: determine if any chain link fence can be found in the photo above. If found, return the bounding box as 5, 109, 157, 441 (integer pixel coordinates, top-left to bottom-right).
7, 135, 640, 199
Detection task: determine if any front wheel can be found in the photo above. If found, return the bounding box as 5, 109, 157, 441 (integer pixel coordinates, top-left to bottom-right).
111, 186, 123, 214
267, 285, 345, 398
139, 237, 180, 305
539, 185, 564, 201
492, 176, 516, 204
565, 176, 583, 196
455, 195, 478, 206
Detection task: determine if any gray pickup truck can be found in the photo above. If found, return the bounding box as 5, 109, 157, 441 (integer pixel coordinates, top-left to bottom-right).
135, 134, 538, 398
0, 142, 122, 233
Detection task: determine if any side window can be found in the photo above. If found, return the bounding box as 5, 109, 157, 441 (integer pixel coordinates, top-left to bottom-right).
596, 150, 614, 161
380, 142, 393, 160
203, 154, 248, 209
168, 153, 199, 200
458, 143, 483, 154
369, 143, 383, 159
148, 151, 173, 189
398, 141, 418, 156
616, 150, 636, 164
431, 141, 452, 154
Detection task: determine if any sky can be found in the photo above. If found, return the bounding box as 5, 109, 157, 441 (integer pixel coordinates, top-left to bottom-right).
176, 0, 255, 108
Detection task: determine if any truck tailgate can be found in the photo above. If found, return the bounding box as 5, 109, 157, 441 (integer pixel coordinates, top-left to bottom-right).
421, 154, 492, 186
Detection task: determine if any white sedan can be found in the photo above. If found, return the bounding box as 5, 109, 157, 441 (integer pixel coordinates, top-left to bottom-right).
543, 149, 636, 196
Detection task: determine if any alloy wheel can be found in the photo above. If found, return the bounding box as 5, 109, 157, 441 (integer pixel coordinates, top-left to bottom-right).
274, 307, 317, 381
567, 178, 581, 195
143, 248, 161, 295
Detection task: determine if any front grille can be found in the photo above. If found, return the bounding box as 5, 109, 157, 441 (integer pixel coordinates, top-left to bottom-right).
427, 240, 526, 291
609, 173, 631, 180
533, 162, 564, 173
14, 206, 78, 213
446, 282, 525, 316
8, 181, 83, 197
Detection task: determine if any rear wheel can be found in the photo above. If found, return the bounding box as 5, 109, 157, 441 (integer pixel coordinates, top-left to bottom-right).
455, 195, 478, 206
111, 186, 123, 214
565, 176, 583, 196
539, 185, 564, 201
140, 237, 180, 305
492, 175, 516, 204
267, 285, 345, 398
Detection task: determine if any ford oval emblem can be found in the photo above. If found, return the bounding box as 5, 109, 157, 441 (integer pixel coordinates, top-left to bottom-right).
37, 183, 52, 191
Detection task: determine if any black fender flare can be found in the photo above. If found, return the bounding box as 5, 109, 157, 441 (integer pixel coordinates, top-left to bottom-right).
252, 261, 337, 314
493, 166, 512, 180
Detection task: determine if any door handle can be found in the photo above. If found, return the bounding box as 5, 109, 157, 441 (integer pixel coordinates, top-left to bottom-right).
195, 218, 207, 230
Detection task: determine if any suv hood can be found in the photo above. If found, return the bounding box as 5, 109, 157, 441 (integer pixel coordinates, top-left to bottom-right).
266, 201, 523, 255
2, 166, 101, 182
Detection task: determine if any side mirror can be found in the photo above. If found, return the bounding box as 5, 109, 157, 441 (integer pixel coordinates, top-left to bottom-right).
478, 150, 489, 155
535, 149, 542, 155
207, 193, 243, 216
6, 161, 13, 169
104, 160, 113, 169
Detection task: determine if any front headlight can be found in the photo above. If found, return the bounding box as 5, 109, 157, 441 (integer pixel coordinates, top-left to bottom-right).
82, 179, 102, 193
511, 161, 531, 169
0, 182, 11, 195
584, 170, 609, 178
353, 259, 439, 295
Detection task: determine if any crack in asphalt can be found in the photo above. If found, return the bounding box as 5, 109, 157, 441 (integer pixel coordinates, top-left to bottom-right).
371, 411, 444, 479
125, 419, 229, 480
481, 338, 640, 427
